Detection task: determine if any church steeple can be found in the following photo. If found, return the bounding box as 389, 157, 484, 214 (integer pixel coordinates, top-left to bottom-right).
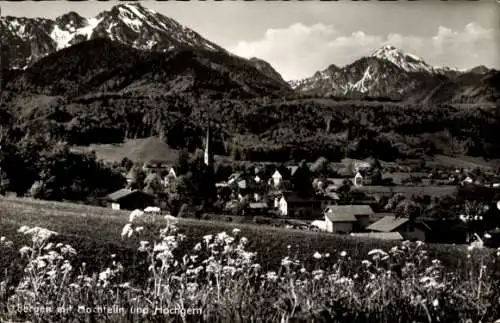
204, 122, 213, 166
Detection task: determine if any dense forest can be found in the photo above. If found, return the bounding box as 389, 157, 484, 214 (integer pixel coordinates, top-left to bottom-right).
3, 92, 500, 163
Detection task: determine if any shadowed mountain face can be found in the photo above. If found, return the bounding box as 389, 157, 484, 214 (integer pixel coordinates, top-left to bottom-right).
290, 45, 499, 104
0, 2, 226, 69
4, 38, 292, 98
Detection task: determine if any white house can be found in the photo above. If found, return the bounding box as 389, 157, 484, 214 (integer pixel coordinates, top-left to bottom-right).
461, 176, 474, 185
277, 193, 323, 218
354, 172, 364, 187
163, 167, 177, 187
324, 205, 374, 234
271, 170, 283, 187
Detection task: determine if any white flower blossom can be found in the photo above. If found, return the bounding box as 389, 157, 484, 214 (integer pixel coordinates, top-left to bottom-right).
313, 252, 322, 259
121, 224, 133, 238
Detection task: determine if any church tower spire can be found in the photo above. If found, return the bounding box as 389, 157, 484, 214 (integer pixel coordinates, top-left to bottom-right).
204, 121, 213, 166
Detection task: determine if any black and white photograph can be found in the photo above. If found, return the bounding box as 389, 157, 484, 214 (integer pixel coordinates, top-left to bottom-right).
0, 0, 500, 322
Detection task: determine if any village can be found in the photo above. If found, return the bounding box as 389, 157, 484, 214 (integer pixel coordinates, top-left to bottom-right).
102, 129, 500, 246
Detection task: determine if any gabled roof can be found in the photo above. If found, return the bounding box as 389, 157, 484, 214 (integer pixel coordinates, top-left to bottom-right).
366, 215, 409, 232
326, 178, 349, 187
324, 205, 374, 215
350, 232, 404, 240
281, 192, 322, 206
229, 172, 243, 180
288, 166, 299, 176
144, 172, 162, 184
324, 192, 340, 200
106, 189, 153, 201
237, 180, 247, 189
249, 202, 268, 209
325, 212, 357, 222
324, 205, 374, 223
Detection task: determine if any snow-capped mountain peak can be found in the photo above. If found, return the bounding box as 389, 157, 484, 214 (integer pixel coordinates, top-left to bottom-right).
0, 2, 225, 68
370, 44, 434, 73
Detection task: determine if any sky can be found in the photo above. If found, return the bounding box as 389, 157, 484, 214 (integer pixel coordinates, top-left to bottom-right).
1, 0, 499, 80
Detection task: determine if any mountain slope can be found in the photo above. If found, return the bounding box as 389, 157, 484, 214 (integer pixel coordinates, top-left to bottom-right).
0, 2, 224, 69
291, 45, 499, 103
5, 38, 292, 98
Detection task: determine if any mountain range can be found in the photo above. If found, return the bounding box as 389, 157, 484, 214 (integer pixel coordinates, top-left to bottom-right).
290, 45, 499, 104
0, 3, 498, 104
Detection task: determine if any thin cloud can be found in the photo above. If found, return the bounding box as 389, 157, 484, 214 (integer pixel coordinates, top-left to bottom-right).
231, 22, 499, 81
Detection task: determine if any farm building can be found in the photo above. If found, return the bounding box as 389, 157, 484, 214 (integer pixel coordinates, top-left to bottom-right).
366, 215, 431, 241
277, 192, 323, 219
323, 205, 374, 234
228, 172, 243, 184
248, 202, 269, 215
105, 188, 155, 211
325, 178, 351, 191
142, 160, 171, 172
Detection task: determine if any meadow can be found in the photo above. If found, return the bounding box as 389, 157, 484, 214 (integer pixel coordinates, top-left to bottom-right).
1, 197, 500, 322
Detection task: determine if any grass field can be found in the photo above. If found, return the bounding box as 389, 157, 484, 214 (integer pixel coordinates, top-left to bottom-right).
0, 196, 494, 280
71, 137, 180, 163
426, 154, 498, 170
1, 197, 499, 322
353, 185, 458, 196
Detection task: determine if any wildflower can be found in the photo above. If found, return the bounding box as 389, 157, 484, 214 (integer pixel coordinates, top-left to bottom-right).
324, 253, 330, 258
138, 241, 149, 252
232, 228, 241, 235
362, 260, 372, 267
340, 251, 347, 257
239, 237, 248, 245
61, 261, 72, 273
203, 235, 213, 243
266, 271, 278, 281
313, 252, 322, 259
18, 226, 30, 233
223, 266, 237, 276
121, 224, 133, 238
251, 264, 261, 271
186, 282, 198, 294
312, 269, 324, 280
135, 226, 144, 233
484, 233, 492, 239
224, 236, 235, 245
47, 270, 57, 279
43, 242, 54, 250
35, 259, 47, 269
129, 209, 144, 223
119, 282, 131, 289
0, 236, 5, 243
300, 267, 307, 274
193, 243, 202, 252
281, 257, 292, 267
287, 245, 291, 249
61, 244, 77, 256
19, 246, 32, 257
23, 227, 58, 245
216, 232, 229, 242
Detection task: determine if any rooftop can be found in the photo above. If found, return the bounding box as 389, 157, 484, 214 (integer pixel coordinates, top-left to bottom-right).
366, 215, 409, 232
324, 205, 374, 223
